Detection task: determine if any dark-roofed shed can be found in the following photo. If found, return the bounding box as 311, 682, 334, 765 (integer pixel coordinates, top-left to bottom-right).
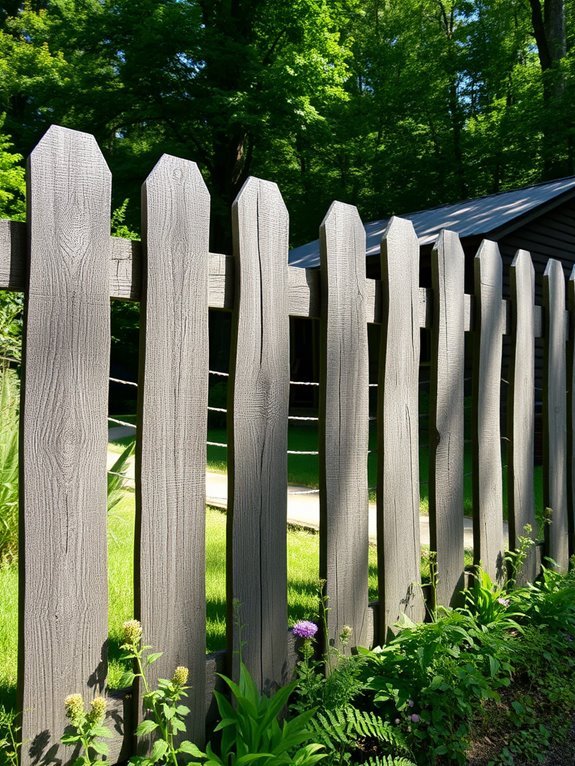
288, 177, 575, 420
289, 176, 575, 294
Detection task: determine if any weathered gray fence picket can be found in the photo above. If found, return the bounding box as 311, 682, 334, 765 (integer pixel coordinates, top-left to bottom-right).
20, 126, 111, 762
429, 230, 465, 607
228, 178, 290, 691
0, 124, 573, 764
319, 202, 369, 651
544, 259, 569, 570
472, 241, 505, 582
508, 250, 536, 582
137, 155, 210, 743
377, 218, 424, 635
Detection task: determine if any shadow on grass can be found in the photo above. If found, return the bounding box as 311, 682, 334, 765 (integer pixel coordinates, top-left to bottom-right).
0, 681, 16, 713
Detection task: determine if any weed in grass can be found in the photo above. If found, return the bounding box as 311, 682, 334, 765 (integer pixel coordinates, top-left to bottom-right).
118, 621, 205, 766
61, 695, 113, 766
0, 370, 18, 564
0, 705, 20, 766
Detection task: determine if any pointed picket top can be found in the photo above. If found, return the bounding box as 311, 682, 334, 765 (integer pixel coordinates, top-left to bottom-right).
233, 176, 288, 230
29, 123, 110, 178
321, 199, 364, 239
382, 214, 418, 246
144, 153, 208, 196
434, 227, 464, 255
544, 256, 565, 287
511, 247, 534, 276
380, 215, 419, 288
320, 200, 366, 275
475, 238, 503, 278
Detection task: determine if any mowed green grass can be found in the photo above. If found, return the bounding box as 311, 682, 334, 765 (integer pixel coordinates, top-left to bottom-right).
0, 491, 382, 710
111, 418, 545, 521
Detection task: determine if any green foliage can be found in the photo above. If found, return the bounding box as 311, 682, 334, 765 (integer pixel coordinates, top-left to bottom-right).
0, 706, 20, 766
107, 441, 135, 515
0, 369, 18, 564
3, 0, 571, 248
204, 661, 326, 765
111, 199, 139, 240
118, 620, 206, 766
61, 695, 113, 766
0, 117, 24, 222
359, 611, 507, 764
308, 707, 414, 766
0, 293, 22, 365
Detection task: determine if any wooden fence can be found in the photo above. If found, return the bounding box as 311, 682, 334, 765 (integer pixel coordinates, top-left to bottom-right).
1, 124, 574, 764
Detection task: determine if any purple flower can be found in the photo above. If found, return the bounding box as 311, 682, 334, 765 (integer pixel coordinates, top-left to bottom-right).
497, 597, 510, 608
292, 620, 318, 639
407, 699, 414, 708
410, 714, 420, 723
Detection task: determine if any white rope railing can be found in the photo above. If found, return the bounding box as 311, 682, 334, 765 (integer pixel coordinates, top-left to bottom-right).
110, 376, 138, 387
108, 416, 136, 429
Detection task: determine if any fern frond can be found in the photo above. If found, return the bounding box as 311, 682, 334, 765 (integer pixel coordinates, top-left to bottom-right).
310, 706, 409, 756
363, 757, 417, 766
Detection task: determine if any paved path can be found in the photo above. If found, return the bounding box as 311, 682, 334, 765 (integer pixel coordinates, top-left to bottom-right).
108, 427, 483, 548
201, 469, 477, 548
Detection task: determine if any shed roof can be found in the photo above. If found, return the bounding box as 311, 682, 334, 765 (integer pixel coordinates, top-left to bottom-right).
289, 176, 575, 268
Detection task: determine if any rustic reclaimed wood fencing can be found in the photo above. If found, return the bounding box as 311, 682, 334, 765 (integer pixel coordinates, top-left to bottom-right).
1, 125, 574, 763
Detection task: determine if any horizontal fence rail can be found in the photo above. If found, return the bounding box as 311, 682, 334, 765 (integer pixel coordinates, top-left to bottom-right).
0, 219, 559, 338
1, 124, 574, 765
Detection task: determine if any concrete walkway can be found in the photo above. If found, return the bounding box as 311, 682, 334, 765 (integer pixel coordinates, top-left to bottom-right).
108, 426, 481, 548
202, 469, 477, 549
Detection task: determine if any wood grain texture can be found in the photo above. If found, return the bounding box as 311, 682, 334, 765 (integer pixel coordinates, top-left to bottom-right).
228, 177, 290, 691
507, 250, 537, 581
318, 202, 369, 651
377, 217, 424, 639
136, 155, 209, 743
543, 258, 569, 570
472, 240, 505, 582
19, 126, 111, 765
429, 230, 465, 607
568, 265, 575, 559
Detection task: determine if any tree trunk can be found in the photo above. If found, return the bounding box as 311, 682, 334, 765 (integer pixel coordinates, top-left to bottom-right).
528, 0, 570, 177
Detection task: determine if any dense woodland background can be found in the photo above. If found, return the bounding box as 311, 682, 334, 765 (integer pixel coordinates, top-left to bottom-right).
2, 0, 574, 385
0, 0, 574, 250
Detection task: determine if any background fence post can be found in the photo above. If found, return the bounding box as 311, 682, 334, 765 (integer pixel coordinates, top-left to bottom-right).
319, 201, 369, 652
19, 126, 111, 764
543, 259, 569, 570
568, 265, 575, 559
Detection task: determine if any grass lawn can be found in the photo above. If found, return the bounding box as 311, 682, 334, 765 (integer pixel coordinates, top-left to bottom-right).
110, 416, 544, 521
0, 491, 384, 710
0, 486, 464, 710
